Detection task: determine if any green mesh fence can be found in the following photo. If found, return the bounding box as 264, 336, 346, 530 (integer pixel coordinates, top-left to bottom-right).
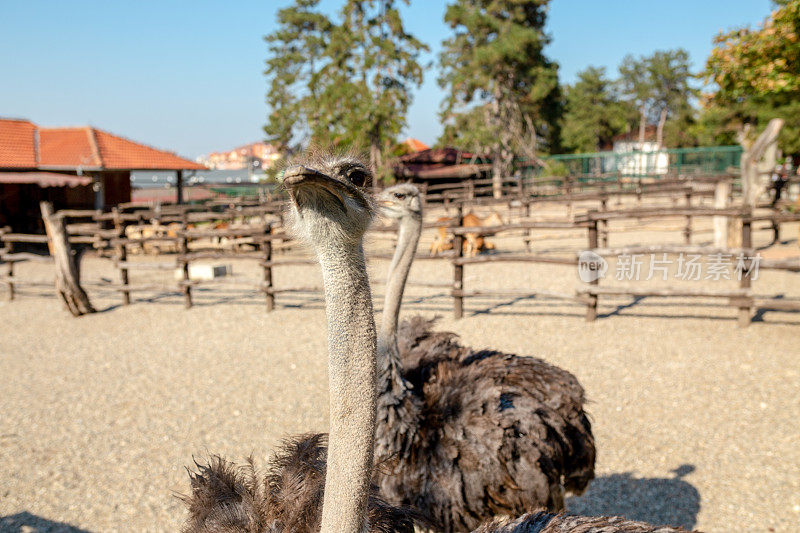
537, 145, 742, 182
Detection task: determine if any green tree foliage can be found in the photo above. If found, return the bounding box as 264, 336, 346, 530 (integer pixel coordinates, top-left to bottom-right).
560, 66, 630, 153
701, 0, 800, 153
264, 0, 427, 178
618, 49, 698, 147
264, 0, 332, 152
334, 1, 428, 177
437, 0, 561, 197
437, 104, 497, 154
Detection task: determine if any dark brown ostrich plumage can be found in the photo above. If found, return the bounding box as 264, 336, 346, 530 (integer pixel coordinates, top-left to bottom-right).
182, 434, 427, 533
471, 511, 695, 532
372, 316, 595, 532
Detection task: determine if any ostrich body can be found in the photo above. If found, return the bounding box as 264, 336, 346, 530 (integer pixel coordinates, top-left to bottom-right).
472, 512, 693, 532
182, 154, 423, 533
374, 184, 596, 531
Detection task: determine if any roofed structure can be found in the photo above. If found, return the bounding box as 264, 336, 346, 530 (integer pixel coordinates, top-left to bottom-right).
393, 147, 491, 181
0, 117, 205, 231
0, 118, 204, 171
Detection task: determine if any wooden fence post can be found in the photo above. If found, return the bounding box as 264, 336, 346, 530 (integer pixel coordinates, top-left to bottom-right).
713, 178, 731, 247
738, 214, 753, 327
7, 247, 14, 301
523, 201, 532, 252
112, 208, 130, 305
263, 224, 274, 312
599, 195, 609, 248
684, 191, 693, 244
585, 216, 599, 322
3, 233, 15, 300
40, 202, 95, 316
179, 212, 192, 309
453, 204, 464, 319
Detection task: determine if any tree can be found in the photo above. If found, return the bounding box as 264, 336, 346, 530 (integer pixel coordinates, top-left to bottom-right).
560, 66, 631, 153
333, 0, 428, 179
618, 49, 698, 148
702, 0, 800, 154
264, 0, 333, 152
438, 0, 561, 197
437, 104, 496, 154
264, 0, 427, 180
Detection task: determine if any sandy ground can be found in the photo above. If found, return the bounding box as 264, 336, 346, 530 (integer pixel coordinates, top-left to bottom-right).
1, 206, 799, 533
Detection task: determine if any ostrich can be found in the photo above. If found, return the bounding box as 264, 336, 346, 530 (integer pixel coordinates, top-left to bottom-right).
183, 158, 694, 533
182, 153, 426, 533
374, 184, 596, 531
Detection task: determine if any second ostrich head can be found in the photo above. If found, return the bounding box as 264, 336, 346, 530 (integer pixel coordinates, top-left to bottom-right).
281, 152, 375, 250
377, 183, 422, 222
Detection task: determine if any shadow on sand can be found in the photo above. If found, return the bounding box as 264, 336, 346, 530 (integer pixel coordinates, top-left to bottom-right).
566, 464, 700, 530
0, 512, 93, 533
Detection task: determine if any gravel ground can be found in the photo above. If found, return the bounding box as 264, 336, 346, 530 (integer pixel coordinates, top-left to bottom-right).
1, 211, 798, 533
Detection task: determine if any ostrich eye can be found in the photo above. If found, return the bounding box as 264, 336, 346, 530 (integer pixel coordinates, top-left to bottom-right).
348, 169, 368, 187
393, 192, 404, 199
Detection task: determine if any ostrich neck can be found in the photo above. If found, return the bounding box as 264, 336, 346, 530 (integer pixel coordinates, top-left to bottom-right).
317, 242, 377, 533
374, 213, 423, 464
378, 214, 422, 351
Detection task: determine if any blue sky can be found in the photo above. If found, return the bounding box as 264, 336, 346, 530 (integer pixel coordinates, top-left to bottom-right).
0, 0, 774, 158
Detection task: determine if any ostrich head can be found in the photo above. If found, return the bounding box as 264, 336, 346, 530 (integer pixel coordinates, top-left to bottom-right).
377, 183, 422, 221
280, 152, 375, 249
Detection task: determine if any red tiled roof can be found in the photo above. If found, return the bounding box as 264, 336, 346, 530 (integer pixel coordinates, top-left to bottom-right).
402, 137, 429, 152
0, 118, 205, 171
93, 129, 205, 170
39, 127, 101, 168
0, 119, 37, 168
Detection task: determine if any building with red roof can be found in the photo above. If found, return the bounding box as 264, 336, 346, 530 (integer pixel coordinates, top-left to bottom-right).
0, 118, 205, 231
399, 137, 429, 154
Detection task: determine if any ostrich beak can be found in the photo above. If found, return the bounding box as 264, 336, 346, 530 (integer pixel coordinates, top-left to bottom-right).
282, 165, 332, 190
281, 165, 349, 210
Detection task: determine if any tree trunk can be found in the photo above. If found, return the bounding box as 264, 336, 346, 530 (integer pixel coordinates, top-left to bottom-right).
491, 146, 503, 199
740, 118, 783, 207
638, 104, 647, 145
40, 202, 95, 316
655, 108, 667, 148
370, 135, 383, 191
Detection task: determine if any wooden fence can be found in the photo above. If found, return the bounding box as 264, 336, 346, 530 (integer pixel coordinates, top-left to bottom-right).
445, 202, 800, 327
0, 205, 452, 311
2, 175, 798, 326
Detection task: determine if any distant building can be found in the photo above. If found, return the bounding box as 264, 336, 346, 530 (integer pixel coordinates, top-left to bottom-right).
609, 126, 668, 176
198, 142, 281, 171
0, 118, 205, 232
393, 147, 491, 183
399, 137, 429, 154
